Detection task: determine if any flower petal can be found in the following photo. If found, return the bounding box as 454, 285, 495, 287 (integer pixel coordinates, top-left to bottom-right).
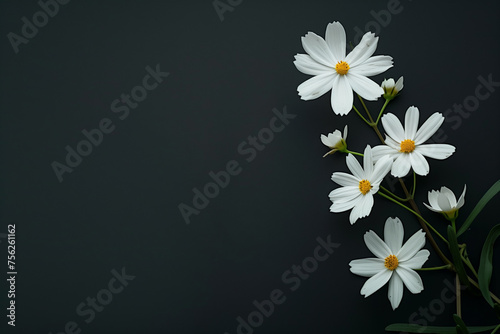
397, 229, 426, 262
360, 269, 392, 298
325, 21, 345, 63
350, 55, 393, 76
415, 144, 455, 160
384, 217, 404, 254
298, 73, 336, 100
349, 258, 385, 277
404, 106, 419, 139
363, 145, 374, 177
423, 202, 442, 213
346, 153, 365, 180
347, 73, 384, 101
391, 154, 411, 178
409, 151, 430, 176
330, 197, 359, 213
440, 186, 457, 208
345, 32, 378, 67
294, 54, 333, 76
388, 272, 404, 310
456, 185, 466, 209
331, 172, 359, 187
364, 230, 391, 259
401, 249, 430, 270
395, 266, 424, 294
370, 155, 393, 185
437, 191, 453, 212
329, 186, 361, 203
349, 194, 372, 224
301, 32, 336, 67
381, 113, 405, 142
414, 112, 444, 145
427, 190, 441, 209
331, 75, 353, 115
371, 145, 399, 162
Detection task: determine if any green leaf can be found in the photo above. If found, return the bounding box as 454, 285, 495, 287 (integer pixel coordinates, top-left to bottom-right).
478, 224, 500, 307
385, 323, 498, 333
447, 226, 472, 289
457, 180, 500, 237
453, 314, 469, 334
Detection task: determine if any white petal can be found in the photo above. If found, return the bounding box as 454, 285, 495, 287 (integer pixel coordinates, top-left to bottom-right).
364, 230, 391, 259
349, 258, 385, 277
347, 73, 384, 101
371, 145, 399, 162
363, 145, 374, 177
325, 21, 345, 63
381, 113, 405, 142
436, 191, 453, 212
331, 172, 359, 187
388, 272, 404, 310
395, 76, 404, 92
423, 202, 442, 213
360, 269, 392, 297
409, 151, 430, 176
427, 190, 441, 209
440, 186, 457, 208
329, 186, 361, 203
331, 75, 353, 115
346, 153, 365, 180
294, 54, 333, 76
370, 155, 393, 185
343, 125, 348, 140
330, 198, 359, 213
414, 112, 444, 145
391, 154, 412, 178
301, 32, 336, 67
404, 106, 419, 139
385, 136, 401, 150
401, 249, 430, 270
384, 217, 404, 254
456, 185, 466, 209
396, 230, 426, 262
350, 55, 393, 76
395, 266, 424, 294
356, 193, 375, 220
415, 144, 455, 160
298, 73, 335, 100
345, 32, 378, 67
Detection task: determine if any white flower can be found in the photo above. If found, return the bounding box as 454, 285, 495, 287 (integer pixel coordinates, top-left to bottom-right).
294, 21, 393, 116
321, 125, 348, 157
424, 185, 466, 220
381, 76, 404, 100
372, 106, 456, 177
349, 217, 430, 310
330, 145, 393, 224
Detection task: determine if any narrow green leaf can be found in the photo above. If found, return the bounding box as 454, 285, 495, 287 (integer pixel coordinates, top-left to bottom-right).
457, 180, 500, 237
453, 314, 470, 334
448, 226, 472, 289
478, 224, 500, 307
385, 323, 498, 333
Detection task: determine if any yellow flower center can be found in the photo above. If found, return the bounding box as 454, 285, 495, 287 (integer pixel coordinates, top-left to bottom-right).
400, 139, 416, 153
384, 255, 399, 271
359, 179, 372, 195
335, 61, 350, 75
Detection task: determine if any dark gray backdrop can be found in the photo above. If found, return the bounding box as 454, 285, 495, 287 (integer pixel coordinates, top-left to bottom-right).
1, 0, 499, 333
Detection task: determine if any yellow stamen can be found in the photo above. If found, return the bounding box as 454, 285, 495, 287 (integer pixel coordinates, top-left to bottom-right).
384, 255, 399, 271
400, 139, 415, 153
335, 61, 350, 75
359, 179, 372, 195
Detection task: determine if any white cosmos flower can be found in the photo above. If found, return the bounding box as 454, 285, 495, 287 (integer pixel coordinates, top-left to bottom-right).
330, 145, 392, 224
424, 185, 466, 220
349, 217, 430, 310
381, 76, 404, 100
294, 21, 393, 116
372, 106, 456, 177
321, 125, 348, 157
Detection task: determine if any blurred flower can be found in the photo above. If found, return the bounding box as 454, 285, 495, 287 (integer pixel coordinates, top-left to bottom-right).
294, 21, 393, 115
349, 217, 429, 310
372, 106, 455, 177
381, 76, 404, 100
424, 185, 466, 221
330, 145, 392, 224
321, 125, 348, 157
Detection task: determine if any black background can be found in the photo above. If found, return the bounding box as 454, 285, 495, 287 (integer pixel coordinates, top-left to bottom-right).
1, 0, 500, 333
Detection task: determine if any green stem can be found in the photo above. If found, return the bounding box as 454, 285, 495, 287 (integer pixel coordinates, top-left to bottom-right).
491, 324, 500, 334
345, 150, 364, 157
352, 105, 371, 126
411, 172, 416, 198
378, 191, 449, 245
379, 186, 409, 202
456, 273, 462, 318
357, 94, 372, 120
416, 264, 452, 271
461, 250, 479, 278
376, 99, 390, 125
